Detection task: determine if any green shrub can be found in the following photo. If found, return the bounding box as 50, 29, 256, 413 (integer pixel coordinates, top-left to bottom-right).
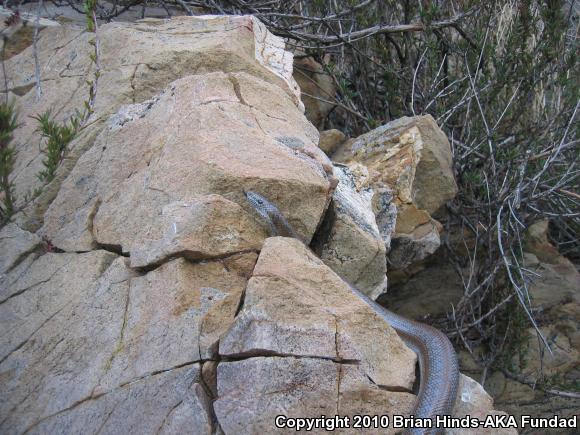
0, 101, 19, 225
33, 110, 80, 184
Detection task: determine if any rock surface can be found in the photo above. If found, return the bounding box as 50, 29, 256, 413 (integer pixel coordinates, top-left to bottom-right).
293, 54, 336, 128
0, 248, 255, 433
221, 237, 415, 390
335, 115, 457, 271
3, 15, 313, 232
0, 250, 117, 362
313, 165, 388, 299
318, 128, 346, 155
0, 14, 511, 435
40, 70, 334, 265
0, 223, 41, 275
450, 375, 518, 435
215, 357, 416, 434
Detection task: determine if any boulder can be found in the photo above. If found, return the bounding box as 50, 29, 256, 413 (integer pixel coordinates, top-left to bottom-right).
1, 253, 128, 431
130, 195, 266, 268
313, 164, 388, 299
220, 237, 416, 390
3, 15, 310, 231
293, 54, 336, 128
336, 115, 457, 214
215, 357, 416, 435
318, 128, 346, 155
522, 221, 579, 308
216, 236, 420, 433
0, 249, 255, 433
335, 115, 457, 271
41, 71, 334, 265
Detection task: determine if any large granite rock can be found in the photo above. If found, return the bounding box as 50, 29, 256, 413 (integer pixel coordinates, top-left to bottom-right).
0, 247, 255, 434
0, 14, 512, 435
220, 237, 415, 390
26, 365, 213, 435
3, 15, 311, 231
40, 71, 333, 264
217, 236, 417, 433
219, 237, 415, 389
0, 223, 41, 275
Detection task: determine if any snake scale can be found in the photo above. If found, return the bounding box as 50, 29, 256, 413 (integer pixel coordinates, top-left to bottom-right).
245, 190, 459, 435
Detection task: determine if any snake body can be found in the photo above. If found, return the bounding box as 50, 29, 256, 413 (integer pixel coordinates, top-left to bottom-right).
245, 190, 459, 435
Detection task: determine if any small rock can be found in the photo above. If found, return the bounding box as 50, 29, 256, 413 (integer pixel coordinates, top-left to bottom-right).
318, 129, 346, 155
293, 55, 336, 128
388, 220, 440, 270
450, 374, 518, 435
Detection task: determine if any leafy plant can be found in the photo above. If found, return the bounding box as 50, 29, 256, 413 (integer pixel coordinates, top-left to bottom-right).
33, 110, 80, 184
26, 0, 100, 201
0, 100, 19, 225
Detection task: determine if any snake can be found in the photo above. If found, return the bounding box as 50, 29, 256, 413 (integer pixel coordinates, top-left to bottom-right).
244, 190, 459, 435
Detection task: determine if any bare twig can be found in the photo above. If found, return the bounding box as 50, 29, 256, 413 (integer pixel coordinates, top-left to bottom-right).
33, 0, 43, 100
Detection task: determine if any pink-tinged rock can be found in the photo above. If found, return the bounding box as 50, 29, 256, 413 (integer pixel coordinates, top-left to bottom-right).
214, 357, 415, 434
42, 72, 334, 263
220, 237, 416, 391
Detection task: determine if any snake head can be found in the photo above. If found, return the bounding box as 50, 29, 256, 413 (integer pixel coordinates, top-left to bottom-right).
244, 190, 267, 209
